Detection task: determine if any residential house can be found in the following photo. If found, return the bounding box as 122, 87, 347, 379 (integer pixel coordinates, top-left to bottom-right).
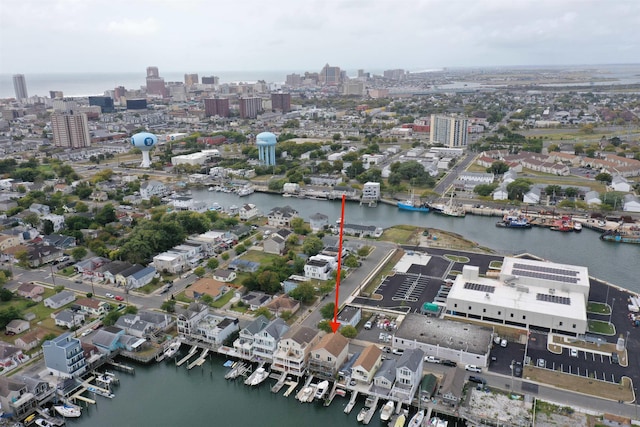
91, 327, 125, 353
177, 303, 239, 346
5, 319, 30, 335
336, 306, 362, 328
239, 203, 260, 221
391, 348, 424, 402
212, 269, 236, 283
282, 275, 310, 294
0, 234, 21, 251
75, 298, 109, 316
233, 315, 270, 360
40, 214, 65, 232
523, 186, 541, 204
361, 182, 381, 203
114, 310, 171, 338
99, 261, 133, 284
252, 318, 290, 362
140, 180, 168, 200
184, 278, 230, 301
14, 329, 45, 351
0, 343, 26, 368
125, 265, 156, 289
12, 375, 54, 406
75, 256, 111, 278
16, 283, 44, 301
304, 254, 337, 280
440, 367, 467, 405
351, 344, 383, 384
585, 190, 602, 205
44, 290, 76, 309
263, 228, 293, 255
267, 205, 299, 227
228, 259, 259, 273
115, 264, 145, 288
309, 213, 329, 232
41, 234, 76, 249
492, 184, 509, 201
241, 291, 272, 311
272, 326, 320, 377
624, 194, 640, 212
0, 377, 37, 420
42, 333, 87, 378
54, 309, 85, 329
611, 175, 632, 193
342, 223, 383, 238
28, 203, 50, 216
308, 332, 349, 379
153, 251, 187, 274
373, 359, 397, 391
419, 374, 439, 400
264, 294, 301, 318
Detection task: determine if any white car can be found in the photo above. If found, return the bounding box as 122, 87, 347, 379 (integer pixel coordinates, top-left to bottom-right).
364, 321, 372, 330
500, 339, 508, 348
391, 348, 404, 355
465, 364, 482, 373
105, 293, 114, 299
81, 330, 92, 337
424, 356, 441, 364
570, 348, 578, 357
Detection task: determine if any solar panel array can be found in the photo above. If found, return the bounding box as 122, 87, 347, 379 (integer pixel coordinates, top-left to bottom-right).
513, 262, 578, 276
536, 293, 571, 305
512, 269, 578, 283
464, 282, 495, 293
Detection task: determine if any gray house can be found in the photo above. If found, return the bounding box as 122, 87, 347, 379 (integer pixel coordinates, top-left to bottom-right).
373, 358, 396, 391
42, 333, 87, 378
440, 367, 466, 405
44, 290, 76, 309
392, 348, 424, 402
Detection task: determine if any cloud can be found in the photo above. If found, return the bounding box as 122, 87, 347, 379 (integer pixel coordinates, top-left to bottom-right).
106, 18, 159, 37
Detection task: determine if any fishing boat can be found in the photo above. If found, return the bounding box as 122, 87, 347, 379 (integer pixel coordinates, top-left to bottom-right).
87, 386, 115, 399
496, 215, 532, 229
314, 380, 329, 400
164, 340, 181, 359
249, 367, 269, 386
408, 409, 424, 427
393, 413, 406, 427
432, 193, 465, 217
237, 185, 255, 197
297, 386, 314, 402
573, 222, 583, 232
380, 400, 395, 421
600, 229, 640, 244
428, 417, 448, 427
397, 190, 429, 212
53, 404, 82, 418
357, 407, 368, 423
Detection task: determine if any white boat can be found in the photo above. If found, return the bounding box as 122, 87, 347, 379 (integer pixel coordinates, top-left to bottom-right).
357, 407, 368, 422
164, 340, 181, 358
249, 367, 269, 386
35, 419, 53, 427
314, 380, 329, 400
429, 417, 449, 427
237, 186, 255, 197
87, 386, 115, 398
380, 400, 395, 421
408, 409, 424, 427
53, 404, 82, 418
208, 186, 215, 191
393, 413, 406, 427
297, 386, 314, 402
574, 222, 583, 232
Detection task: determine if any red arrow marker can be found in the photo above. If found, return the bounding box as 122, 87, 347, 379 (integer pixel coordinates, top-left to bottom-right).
330, 194, 346, 333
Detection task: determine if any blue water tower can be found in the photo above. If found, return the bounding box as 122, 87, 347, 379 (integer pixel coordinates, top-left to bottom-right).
256, 132, 277, 166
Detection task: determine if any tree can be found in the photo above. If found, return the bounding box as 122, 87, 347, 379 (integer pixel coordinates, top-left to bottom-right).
161, 300, 176, 313
71, 247, 88, 261
343, 255, 359, 269
545, 185, 562, 198
194, 266, 206, 277
595, 172, 613, 184
42, 219, 54, 235
124, 305, 138, 315
339, 325, 357, 339
486, 161, 509, 175
200, 294, 214, 305
291, 217, 309, 235
580, 124, 595, 134
474, 183, 498, 197
289, 282, 316, 304
317, 319, 332, 333
254, 307, 273, 319
302, 236, 323, 256
0, 288, 13, 302
54, 285, 65, 293
279, 310, 293, 321
103, 310, 122, 326
206, 258, 219, 270
23, 212, 40, 228
320, 302, 335, 319
506, 178, 532, 201
565, 187, 579, 198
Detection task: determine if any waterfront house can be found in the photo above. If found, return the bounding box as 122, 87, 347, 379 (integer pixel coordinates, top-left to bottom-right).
492, 184, 509, 201
308, 332, 349, 379
0, 377, 37, 420
12, 374, 55, 406
623, 194, 640, 212
177, 303, 239, 347
373, 359, 397, 391
440, 367, 466, 405
391, 348, 424, 402
42, 333, 87, 378
241, 291, 272, 311
272, 326, 320, 377
342, 223, 383, 238
185, 278, 229, 301
16, 283, 44, 301
263, 229, 293, 255
351, 344, 383, 385
239, 203, 260, 221
336, 306, 362, 328
267, 205, 299, 227
140, 180, 168, 200
212, 268, 236, 283
44, 290, 76, 309
5, 319, 30, 335
233, 315, 270, 360
361, 182, 381, 203
264, 294, 301, 318
75, 298, 109, 317
92, 327, 125, 353
115, 310, 171, 338
14, 329, 46, 351
309, 212, 329, 232
585, 191, 602, 206
54, 309, 86, 329
523, 186, 541, 204
419, 374, 438, 400
252, 318, 290, 362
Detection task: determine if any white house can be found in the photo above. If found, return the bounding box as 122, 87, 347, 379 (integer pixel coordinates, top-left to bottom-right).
611, 175, 632, 193
40, 214, 65, 232
304, 255, 337, 280
252, 318, 290, 362
272, 326, 319, 377
361, 182, 381, 202
54, 310, 85, 329
267, 206, 299, 227
309, 213, 329, 232
140, 180, 168, 200
623, 194, 640, 212
44, 291, 76, 309
239, 203, 260, 221
391, 348, 424, 403
584, 191, 602, 205
492, 184, 509, 201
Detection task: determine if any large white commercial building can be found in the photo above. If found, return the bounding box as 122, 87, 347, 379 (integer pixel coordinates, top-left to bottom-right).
446, 257, 589, 336
430, 114, 469, 148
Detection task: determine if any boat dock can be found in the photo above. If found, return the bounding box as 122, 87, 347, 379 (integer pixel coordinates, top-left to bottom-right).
282, 379, 298, 397
324, 381, 339, 406
177, 345, 198, 367
107, 360, 135, 374
270, 371, 287, 393
225, 362, 251, 379
187, 349, 209, 370
34, 409, 65, 426
344, 390, 359, 414
363, 396, 379, 425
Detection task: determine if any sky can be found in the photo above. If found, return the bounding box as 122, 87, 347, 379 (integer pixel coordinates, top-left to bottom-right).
1, 0, 639, 74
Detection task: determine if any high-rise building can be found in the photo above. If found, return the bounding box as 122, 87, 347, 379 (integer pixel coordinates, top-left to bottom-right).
429, 114, 469, 148
204, 98, 230, 118
49, 90, 63, 99
114, 86, 126, 103
271, 93, 291, 113
89, 96, 115, 113
184, 73, 199, 86
383, 69, 406, 80
239, 97, 263, 119
12, 74, 28, 100
147, 66, 159, 78
146, 66, 166, 97
285, 73, 301, 86
319, 64, 342, 85
50, 112, 91, 149
202, 76, 219, 85
42, 333, 86, 378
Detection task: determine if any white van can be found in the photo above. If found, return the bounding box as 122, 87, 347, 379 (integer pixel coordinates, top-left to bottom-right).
465, 364, 482, 373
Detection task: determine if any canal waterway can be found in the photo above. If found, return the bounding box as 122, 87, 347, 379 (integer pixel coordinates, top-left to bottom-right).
68, 190, 638, 427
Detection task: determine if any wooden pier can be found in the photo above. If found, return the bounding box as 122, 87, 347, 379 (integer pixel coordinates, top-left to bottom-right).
344, 390, 359, 414
177, 345, 198, 367
187, 349, 209, 370
282, 380, 298, 397
270, 371, 287, 393
324, 381, 339, 406
363, 396, 379, 425
107, 360, 135, 374
225, 362, 250, 379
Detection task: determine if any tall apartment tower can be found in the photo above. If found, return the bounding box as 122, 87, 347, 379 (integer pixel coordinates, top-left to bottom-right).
271, 93, 291, 113
184, 73, 199, 86
51, 112, 91, 149
239, 97, 263, 119
202, 76, 219, 85
204, 97, 230, 118
319, 64, 342, 85
429, 114, 469, 148
285, 73, 301, 86
146, 66, 159, 78
12, 74, 28, 100
146, 66, 166, 97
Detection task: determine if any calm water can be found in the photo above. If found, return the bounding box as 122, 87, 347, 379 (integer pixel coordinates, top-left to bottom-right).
67, 191, 637, 427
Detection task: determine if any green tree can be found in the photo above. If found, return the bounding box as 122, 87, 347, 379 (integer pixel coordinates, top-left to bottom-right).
194, 266, 206, 277
317, 319, 332, 333
339, 325, 357, 339
200, 294, 214, 305
161, 300, 176, 313
506, 178, 532, 201
0, 288, 13, 302
102, 310, 122, 326
254, 307, 274, 319
320, 302, 335, 319
291, 217, 309, 235
279, 311, 293, 321
486, 161, 509, 175
595, 172, 613, 184
302, 236, 323, 256
474, 183, 498, 197
206, 258, 219, 270
124, 305, 138, 315
53, 285, 65, 293
42, 219, 54, 235
565, 187, 579, 198
23, 212, 40, 228
343, 254, 359, 269
289, 282, 316, 304
71, 247, 88, 261
545, 185, 562, 198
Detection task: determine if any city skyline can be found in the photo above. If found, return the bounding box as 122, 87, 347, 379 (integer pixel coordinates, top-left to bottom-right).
1, 0, 639, 74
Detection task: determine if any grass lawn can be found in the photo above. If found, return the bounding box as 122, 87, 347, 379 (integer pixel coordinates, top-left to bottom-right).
489, 260, 503, 270
587, 319, 616, 335
444, 254, 470, 263
58, 267, 76, 277
239, 250, 281, 264
524, 366, 633, 402
211, 290, 234, 308
381, 226, 418, 245
138, 281, 164, 295
587, 301, 611, 315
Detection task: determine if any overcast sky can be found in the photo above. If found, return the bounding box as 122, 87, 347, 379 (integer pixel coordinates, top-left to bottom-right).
1, 0, 639, 74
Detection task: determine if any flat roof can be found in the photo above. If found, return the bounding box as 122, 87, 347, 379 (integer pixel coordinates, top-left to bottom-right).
394, 252, 431, 274
500, 257, 589, 294
394, 314, 493, 355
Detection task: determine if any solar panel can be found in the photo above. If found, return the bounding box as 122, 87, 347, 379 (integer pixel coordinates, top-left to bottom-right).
513, 269, 578, 284
464, 282, 495, 293
536, 293, 571, 305
513, 262, 578, 277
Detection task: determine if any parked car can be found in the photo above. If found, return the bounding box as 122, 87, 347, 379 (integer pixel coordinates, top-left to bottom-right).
364, 321, 372, 330
381, 346, 391, 353
468, 375, 485, 384
114, 295, 124, 301
391, 348, 404, 356
611, 352, 619, 364
441, 360, 457, 367
570, 348, 578, 357
500, 339, 508, 348
105, 293, 114, 299
465, 364, 482, 373
514, 362, 523, 377
537, 358, 546, 368
424, 356, 441, 364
